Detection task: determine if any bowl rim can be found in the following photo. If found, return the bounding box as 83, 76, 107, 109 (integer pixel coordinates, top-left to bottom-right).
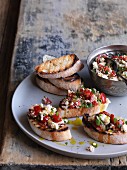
87, 44, 127, 67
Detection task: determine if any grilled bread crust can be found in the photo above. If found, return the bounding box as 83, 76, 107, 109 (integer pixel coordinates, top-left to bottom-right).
58, 102, 109, 118
35, 54, 84, 78
36, 75, 67, 96
83, 125, 127, 144
28, 118, 72, 141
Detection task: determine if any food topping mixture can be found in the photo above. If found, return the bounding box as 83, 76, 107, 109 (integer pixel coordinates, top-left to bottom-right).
86, 145, 95, 152
60, 86, 110, 109
28, 103, 65, 130
42, 96, 52, 104
92, 52, 127, 81
83, 111, 127, 134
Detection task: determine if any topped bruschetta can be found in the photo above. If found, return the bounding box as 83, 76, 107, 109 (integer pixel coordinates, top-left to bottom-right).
27, 103, 72, 141
83, 111, 127, 144
58, 86, 110, 118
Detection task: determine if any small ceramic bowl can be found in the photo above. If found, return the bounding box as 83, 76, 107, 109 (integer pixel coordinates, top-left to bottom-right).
87, 45, 127, 96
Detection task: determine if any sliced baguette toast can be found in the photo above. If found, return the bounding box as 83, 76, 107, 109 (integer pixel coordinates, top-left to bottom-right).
83, 125, 127, 144
58, 87, 110, 118
36, 75, 67, 96
58, 102, 109, 118
35, 54, 84, 79
28, 104, 72, 141
82, 112, 127, 144
28, 118, 71, 141
48, 74, 83, 92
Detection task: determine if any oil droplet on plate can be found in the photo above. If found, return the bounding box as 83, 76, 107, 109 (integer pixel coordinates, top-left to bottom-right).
72, 126, 78, 130
55, 142, 66, 146
70, 137, 76, 145
39, 137, 44, 140
69, 117, 82, 126
78, 141, 85, 145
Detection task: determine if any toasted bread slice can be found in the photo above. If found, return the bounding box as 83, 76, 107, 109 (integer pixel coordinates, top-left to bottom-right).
83, 125, 127, 144
36, 75, 67, 96
28, 104, 72, 141
58, 102, 109, 118
28, 118, 72, 141
35, 54, 84, 78
58, 87, 110, 118
82, 113, 127, 144
48, 74, 83, 92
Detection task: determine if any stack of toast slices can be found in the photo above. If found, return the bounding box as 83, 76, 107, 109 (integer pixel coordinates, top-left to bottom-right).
35, 54, 84, 95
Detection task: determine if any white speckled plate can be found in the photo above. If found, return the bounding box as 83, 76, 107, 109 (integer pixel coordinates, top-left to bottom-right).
12, 62, 127, 159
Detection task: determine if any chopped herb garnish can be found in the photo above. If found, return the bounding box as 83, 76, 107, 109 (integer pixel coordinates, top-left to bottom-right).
51, 108, 54, 112
105, 70, 108, 74
114, 118, 117, 123
63, 119, 68, 124
87, 103, 93, 108
95, 117, 101, 126
91, 88, 96, 94
56, 112, 59, 116
84, 104, 89, 108
91, 142, 98, 148
65, 142, 68, 145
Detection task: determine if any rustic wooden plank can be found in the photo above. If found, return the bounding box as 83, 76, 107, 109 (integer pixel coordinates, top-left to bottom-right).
0, 0, 10, 153
0, 0, 21, 154
0, 0, 10, 47
1, 0, 127, 168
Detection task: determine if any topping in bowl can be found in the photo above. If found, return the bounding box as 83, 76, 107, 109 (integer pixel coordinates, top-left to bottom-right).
92, 52, 127, 81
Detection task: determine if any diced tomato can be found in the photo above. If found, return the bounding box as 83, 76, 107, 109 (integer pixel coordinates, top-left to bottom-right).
96, 54, 107, 63
79, 88, 84, 93
92, 101, 98, 106
68, 91, 75, 98
75, 101, 81, 106
104, 66, 109, 71
110, 70, 116, 77
42, 96, 52, 104
98, 64, 104, 69
69, 105, 75, 109
84, 89, 92, 97
110, 114, 114, 123
101, 111, 110, 116
42, 115, 49, 123
123, 56, 127, 61
34, 105, 42, 115
99, 93, 106, 104
111, 56, 118, 59
52, 114, 62, 123
119, 56, 124, 60
96, 55, 101, 63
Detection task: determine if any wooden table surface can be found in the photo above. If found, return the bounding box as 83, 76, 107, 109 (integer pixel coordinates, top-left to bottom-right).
1, 0, 127, 169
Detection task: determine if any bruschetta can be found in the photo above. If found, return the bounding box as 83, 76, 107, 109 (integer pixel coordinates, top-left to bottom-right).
27, 104, 72, 141
35, 54, 84, 79
58, 87, 110, 118
82, 111, 127, 144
